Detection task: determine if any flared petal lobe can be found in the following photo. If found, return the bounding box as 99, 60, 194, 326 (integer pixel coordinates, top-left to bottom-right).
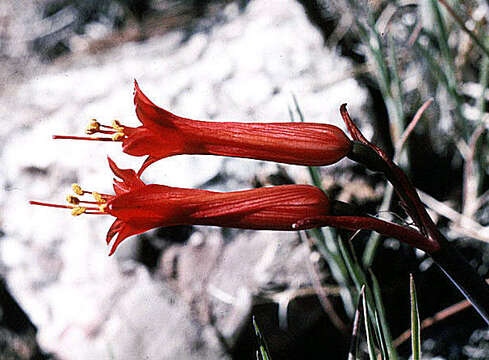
131, 80, 352, 173
107, 157, 145, 194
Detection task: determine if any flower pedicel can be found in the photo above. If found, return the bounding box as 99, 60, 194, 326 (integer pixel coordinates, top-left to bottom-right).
53, 81, 352, 174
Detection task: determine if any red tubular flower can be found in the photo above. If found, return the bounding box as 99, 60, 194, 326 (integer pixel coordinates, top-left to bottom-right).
30, 159, 432, 255
30, 158, 331, 255
53, 81, 352, 174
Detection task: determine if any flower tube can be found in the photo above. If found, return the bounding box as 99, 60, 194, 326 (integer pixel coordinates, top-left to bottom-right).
53, 81, 352, 174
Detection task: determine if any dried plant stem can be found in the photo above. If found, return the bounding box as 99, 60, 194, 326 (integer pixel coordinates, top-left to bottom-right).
393, 299, 472, 348
394, 98, 434, 160
418, 190, 489, 243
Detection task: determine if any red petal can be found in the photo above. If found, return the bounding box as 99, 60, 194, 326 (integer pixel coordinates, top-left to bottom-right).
133, 80, 183, 129
107, 157, 145, 193
108, 221, 155, 256
106, 219, 125, 244
121, 128, 184, 162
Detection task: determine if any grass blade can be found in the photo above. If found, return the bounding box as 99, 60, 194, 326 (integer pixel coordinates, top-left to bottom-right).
410, 274, 421, 360
253, 316, 272, 360
291, 94, 305, 122
362, 286, 378, 360
348, 287, 364, 360
371, 271, 398, 360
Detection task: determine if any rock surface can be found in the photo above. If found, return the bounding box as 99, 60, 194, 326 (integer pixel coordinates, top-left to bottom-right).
0, 0, 366, 358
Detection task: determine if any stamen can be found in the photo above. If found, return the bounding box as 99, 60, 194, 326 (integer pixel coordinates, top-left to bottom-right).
71, 207, 86, 216
29, 201, 74, 210
53, 119, 126, 142
99, 203, 108, 212
52, 135, 116, 142
112, 120, 124, 131
30, 200, 105, 216
66, 195, 80, 205
92, 192, 106, 203
72, 184, 84, 195
85, 119, 100, 135
79, 200, 101, 205
112, 133, 125, 141
71, 184, 111, 199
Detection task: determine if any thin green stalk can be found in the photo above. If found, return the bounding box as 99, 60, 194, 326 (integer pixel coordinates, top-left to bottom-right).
371, 271, 398, 360
410, 275, 421, 360
348, 292, 363, 360
362, 289, 378, 360
387, 34, 405, 144
414, 40, 465, 135
253, 316, 272, 360
428, 0, 466, 135
374, 309, 388, 360
429, 0, 457, 89
291, 94, 305, 122
338, 237, 384, 336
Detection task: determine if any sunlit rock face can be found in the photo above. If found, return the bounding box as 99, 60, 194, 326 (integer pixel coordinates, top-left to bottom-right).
0, 0, 366, 358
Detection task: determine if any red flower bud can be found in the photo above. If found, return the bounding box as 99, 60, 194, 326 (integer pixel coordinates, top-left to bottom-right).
54, 81, 352, 174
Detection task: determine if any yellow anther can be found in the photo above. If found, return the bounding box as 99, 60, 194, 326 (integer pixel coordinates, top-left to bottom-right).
112, 132, 125, 141
99, 203, 108, 212
112, 120, 124, 131
85, 119, 100, 135
71, 206, 86, 216
92, 192, 105, 203
66, 195, 80, 205
72, 184, 83, 195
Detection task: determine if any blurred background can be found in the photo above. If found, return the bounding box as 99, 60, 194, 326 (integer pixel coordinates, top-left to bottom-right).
1, 0, 489, 359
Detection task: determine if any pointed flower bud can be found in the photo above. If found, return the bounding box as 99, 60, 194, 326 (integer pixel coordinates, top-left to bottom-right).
54, 81, 352, 174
